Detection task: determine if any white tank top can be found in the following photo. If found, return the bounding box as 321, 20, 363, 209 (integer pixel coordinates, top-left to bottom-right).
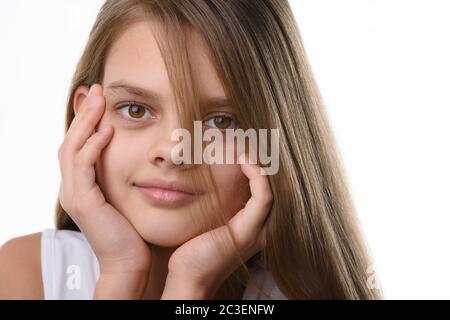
40, 228, 287, 300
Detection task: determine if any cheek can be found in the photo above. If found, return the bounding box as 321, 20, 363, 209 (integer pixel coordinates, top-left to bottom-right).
211, 164, 251, 217
94, 132, 137, 204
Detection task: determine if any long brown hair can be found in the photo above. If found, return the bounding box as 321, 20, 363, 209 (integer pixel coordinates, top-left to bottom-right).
55, 0, 383, 299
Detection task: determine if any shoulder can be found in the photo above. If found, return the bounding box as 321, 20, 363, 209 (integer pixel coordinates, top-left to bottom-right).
0, 232, 44, 299
0, 229, 99, 300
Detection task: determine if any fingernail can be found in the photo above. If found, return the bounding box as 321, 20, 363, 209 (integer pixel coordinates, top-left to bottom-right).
99, 126, 109, 134
89, 96, 102, 108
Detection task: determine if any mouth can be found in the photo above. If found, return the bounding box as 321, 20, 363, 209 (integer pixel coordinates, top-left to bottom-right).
133, 178, 200, 207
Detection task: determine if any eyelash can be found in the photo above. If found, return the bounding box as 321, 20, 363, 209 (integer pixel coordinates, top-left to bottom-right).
115, 101, 236, 129
203, 114, 237, 130
116, 101, 155, 122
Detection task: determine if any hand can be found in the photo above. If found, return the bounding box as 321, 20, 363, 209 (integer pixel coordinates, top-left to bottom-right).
162, 153, 273, 299
57, 83, 151, 299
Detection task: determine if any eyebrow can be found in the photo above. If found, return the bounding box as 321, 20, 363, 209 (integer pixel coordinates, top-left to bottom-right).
201, 96, 232, 109
105, 80, 232, 109
106, 80, 163, 102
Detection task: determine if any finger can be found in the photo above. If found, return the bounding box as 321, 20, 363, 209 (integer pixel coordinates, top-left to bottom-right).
65, 84, 98, 138
237, 153, 273, 230
226, 154, 272, 253
73, 125, 114, 197
65, 84, 105, 152
58, 145, 75, 210
58, 84, 104, 198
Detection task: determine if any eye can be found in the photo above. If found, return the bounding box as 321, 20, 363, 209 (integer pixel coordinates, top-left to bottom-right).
117, 102, 155, 121
203, 114, 236, 130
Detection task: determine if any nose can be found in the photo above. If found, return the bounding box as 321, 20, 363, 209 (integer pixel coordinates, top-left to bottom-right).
147, 117, 187, 170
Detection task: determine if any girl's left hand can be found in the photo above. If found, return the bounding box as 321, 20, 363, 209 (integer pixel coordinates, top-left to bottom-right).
161, 153, 273, 299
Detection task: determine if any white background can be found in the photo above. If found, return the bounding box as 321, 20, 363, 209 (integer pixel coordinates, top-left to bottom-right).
1, 0, 449, 299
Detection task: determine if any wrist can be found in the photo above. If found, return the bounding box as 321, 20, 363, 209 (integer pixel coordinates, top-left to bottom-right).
98, 256, 151, 275
161, 274, 212, 300
94, 271, 149, 300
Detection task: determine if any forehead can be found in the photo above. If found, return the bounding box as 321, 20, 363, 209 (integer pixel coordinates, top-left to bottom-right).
102, 20, 225, 101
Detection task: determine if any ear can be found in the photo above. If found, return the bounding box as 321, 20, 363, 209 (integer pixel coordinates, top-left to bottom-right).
73, 85, 90, 115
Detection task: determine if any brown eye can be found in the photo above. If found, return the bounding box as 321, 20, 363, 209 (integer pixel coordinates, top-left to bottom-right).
118, 102, 153, 121
204, 115, 236, 130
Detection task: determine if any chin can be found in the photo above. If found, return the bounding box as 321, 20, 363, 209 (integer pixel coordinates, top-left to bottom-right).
132, 219, 199, 248
141, 232, 193, 248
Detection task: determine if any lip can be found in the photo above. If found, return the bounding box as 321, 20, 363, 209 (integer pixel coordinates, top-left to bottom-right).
134, 178, 199, 207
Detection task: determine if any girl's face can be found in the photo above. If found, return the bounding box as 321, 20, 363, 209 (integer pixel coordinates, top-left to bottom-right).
75, 21, 250, 247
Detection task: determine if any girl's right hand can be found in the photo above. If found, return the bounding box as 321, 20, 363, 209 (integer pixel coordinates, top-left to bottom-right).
57, 83, 151, 298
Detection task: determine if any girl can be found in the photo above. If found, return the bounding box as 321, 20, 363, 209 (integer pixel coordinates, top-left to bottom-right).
0, 0, 383, 299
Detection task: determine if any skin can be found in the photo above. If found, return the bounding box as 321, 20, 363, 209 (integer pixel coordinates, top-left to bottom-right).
0, 20, 272, 299
91, 20, 250, 249
84, 21, 252, 299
